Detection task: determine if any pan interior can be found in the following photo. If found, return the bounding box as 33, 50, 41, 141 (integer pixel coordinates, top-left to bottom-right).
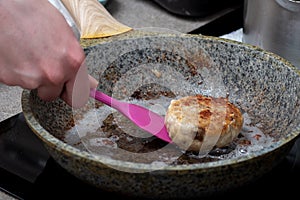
27, 34, 300, 167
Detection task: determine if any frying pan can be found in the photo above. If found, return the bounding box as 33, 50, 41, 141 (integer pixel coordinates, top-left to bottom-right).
21, 0, 300, 199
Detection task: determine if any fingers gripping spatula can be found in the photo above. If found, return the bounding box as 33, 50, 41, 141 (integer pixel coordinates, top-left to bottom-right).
55, 0, 172, 143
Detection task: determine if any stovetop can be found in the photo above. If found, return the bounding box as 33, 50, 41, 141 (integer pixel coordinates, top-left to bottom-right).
0, 2, 299, 198
0, 112, 300, 199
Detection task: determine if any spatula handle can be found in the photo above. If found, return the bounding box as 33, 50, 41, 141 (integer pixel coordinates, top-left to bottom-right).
60, 0, 132, 39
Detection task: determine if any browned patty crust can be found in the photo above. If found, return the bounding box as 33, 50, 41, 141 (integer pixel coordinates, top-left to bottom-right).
165, 94, 244, 154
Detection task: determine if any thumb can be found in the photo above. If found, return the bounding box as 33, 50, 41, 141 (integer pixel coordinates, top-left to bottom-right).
89, 74, 98, 89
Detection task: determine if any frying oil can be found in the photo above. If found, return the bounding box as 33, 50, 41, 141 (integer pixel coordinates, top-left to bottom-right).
65, 96, 275, 165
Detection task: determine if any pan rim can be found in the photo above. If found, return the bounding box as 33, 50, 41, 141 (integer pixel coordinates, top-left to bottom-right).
21, 33, 300, 172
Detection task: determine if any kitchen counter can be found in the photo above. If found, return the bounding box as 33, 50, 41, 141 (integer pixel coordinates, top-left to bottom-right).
0, 84, 22, 123
0, 0, 242, 199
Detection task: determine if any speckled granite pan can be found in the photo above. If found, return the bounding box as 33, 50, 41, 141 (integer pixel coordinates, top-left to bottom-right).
22, 32, 300, 199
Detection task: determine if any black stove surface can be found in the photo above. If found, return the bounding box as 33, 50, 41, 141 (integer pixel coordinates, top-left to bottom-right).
0, 113, 300, 199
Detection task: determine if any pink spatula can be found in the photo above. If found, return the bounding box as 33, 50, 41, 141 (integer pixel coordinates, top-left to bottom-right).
89, 89, 172, 143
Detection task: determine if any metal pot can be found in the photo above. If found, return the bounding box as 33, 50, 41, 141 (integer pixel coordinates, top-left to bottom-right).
152, 0, 243, 17
243, 0, 300, 69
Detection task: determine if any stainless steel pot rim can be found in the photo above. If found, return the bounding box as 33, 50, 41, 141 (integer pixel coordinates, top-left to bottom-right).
276, 0, 300, 12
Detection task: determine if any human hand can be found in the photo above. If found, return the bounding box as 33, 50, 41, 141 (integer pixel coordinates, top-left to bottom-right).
0, 0, 97, 108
